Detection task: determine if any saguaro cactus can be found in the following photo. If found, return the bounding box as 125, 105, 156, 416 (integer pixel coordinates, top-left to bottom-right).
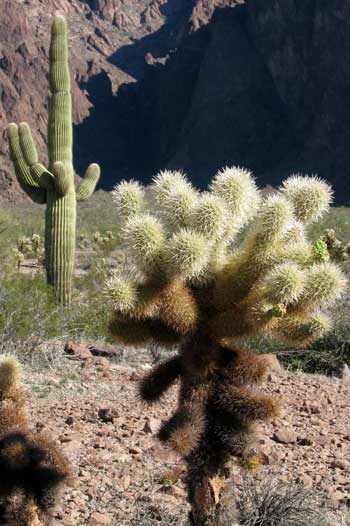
7, 15, 100, 305
106, 170, 347, 525
0, 356, 70, 525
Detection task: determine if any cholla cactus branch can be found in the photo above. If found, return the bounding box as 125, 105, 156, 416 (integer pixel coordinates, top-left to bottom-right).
106, 169, 347, 526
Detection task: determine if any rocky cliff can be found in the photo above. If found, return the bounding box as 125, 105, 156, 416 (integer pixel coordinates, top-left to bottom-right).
1, 1, 350, 203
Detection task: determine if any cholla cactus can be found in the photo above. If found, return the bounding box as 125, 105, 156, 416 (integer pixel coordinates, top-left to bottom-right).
0, 356, 70, 525
7, 16, 100, 305
106, 169, 347, 525
321, 229, 350, 262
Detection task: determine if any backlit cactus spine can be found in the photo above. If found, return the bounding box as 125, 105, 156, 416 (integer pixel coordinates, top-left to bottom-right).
106, 169, 347, 525
7, 16, 100, 305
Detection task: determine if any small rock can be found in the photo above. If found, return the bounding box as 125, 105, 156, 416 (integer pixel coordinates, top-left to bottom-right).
129, 446, 142, 455
330, 459, 347, 470
143, 417, 160, 434
341, 364, 350, 384
88, 343, 120, 358
160, 485, 186, 499
297, 437, 313, 446
64, 341, 93, 361
90, 512, 112, 525
272, 429, 298, 444
65, 416, 74, 426
98, 408, 116, 423
94, 357, 110, 374
298, 474, 313, 489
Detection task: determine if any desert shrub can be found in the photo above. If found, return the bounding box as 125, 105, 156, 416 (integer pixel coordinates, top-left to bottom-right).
233, 477, 330, 526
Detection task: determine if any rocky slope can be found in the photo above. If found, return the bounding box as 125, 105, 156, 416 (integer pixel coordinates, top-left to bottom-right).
2, 1, 350, 203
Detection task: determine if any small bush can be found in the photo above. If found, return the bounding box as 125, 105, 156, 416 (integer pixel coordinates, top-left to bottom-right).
233, 477, 330, 526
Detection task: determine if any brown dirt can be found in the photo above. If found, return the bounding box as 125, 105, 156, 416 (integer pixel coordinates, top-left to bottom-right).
19, 346, 350, 525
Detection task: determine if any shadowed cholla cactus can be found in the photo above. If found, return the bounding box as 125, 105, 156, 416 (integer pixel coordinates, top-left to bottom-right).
7, 16, 100, 305
106, 169, 347, 525
0, 357, 70, 525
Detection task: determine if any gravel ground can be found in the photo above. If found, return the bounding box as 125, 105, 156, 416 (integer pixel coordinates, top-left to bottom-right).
18, 345, 350, 525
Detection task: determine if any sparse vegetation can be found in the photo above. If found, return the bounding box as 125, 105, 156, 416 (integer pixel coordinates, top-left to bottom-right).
233, 477, 333, 526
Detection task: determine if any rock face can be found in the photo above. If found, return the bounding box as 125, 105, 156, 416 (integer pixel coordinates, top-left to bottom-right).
141, 1, 350, 199
2, 0, 350, 202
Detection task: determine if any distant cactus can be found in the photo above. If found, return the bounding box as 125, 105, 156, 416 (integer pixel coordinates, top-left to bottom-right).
7, 16, 100, 305
78, 230, 115, 249
106, 169, 347, 525
14, 234, 45, 267
0, 356, 70, 525
321, 228, 350, 262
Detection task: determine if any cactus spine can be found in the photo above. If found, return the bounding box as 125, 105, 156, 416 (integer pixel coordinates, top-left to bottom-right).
106, 169, 347, 525
7, 16, 100, 305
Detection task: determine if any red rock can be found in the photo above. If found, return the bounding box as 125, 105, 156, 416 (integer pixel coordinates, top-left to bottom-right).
330, 459, 347, 470
143, 417, 160, 434
90, 512, 113, 525
64, 341, 93, 361
272, 429, 298, 444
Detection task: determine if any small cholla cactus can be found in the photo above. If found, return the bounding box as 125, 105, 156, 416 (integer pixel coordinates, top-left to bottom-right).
78, 230, 115, 250
14, 234, 45, 268
321, 229, 350, 262
0, 356, 70, 525
13, 248, 25, 270
106, 169, 347, 525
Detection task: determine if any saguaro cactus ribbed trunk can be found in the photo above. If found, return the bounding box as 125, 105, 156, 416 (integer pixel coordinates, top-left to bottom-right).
7, 16, 100, 305
105, 170, 347, 525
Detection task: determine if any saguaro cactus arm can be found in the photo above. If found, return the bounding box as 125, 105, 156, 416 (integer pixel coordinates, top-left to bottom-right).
7, 123, 47, 203
76, 163, 101, 201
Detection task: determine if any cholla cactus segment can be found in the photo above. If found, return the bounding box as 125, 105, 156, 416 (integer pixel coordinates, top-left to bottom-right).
121, 214, 165, 269
210, 166, 260, 223
151, 170, 192, 203
295, 263, 347, 310
190, 193, 228, 240
261, 263, 306, 304
282, 220, 306, 244
159, 184, 198, 230
280, 175, 333, 223
276, 311, 332, 346
257, 194, 294, 243
112, 180, 145, 221
104, 272, 138, 314
165, 229, 210, 279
